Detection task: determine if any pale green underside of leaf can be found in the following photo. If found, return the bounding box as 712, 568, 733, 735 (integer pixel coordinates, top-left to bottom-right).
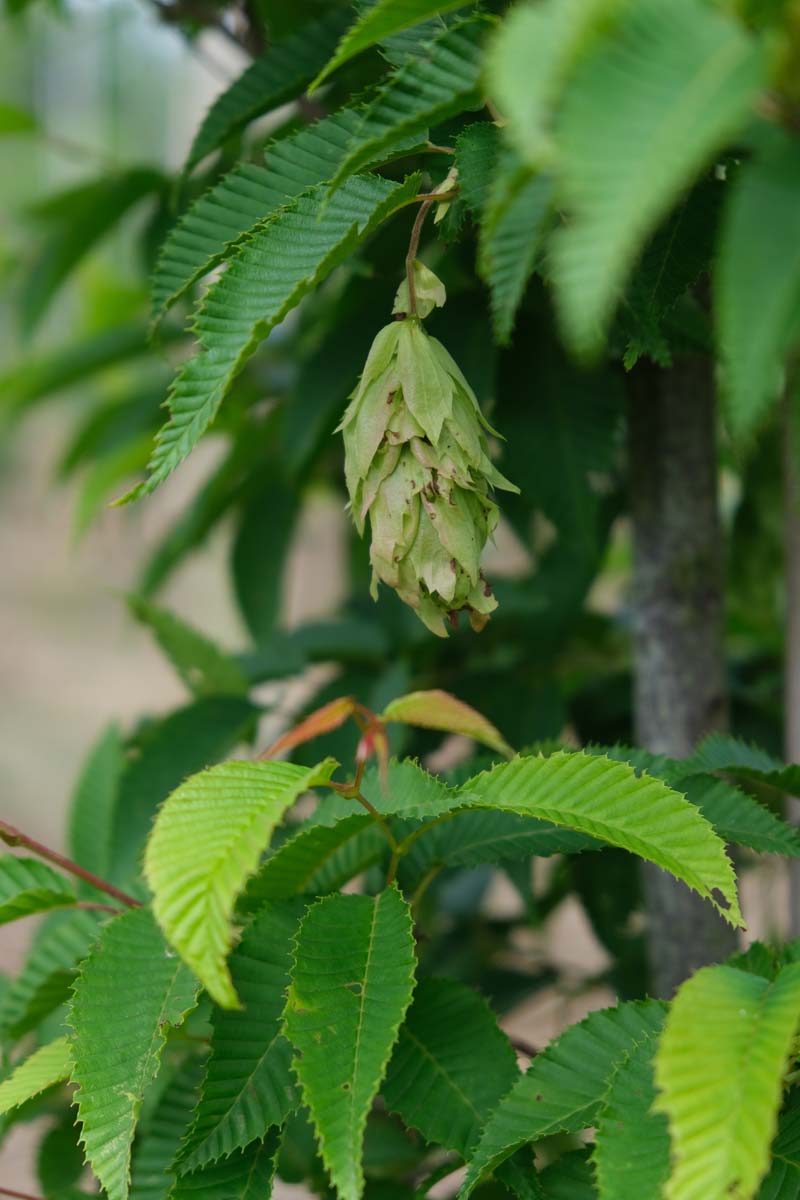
69, 909, 198, 1200
655, 963, 800, 1200
716, 129, 800, 437
184, 10, 350, 170
67, 722, 124, 882
285, 886, 417, 1200
145, 758, 336, 1008
551, 0, 765, 354
310, 0, 473, 90
129, 1055, 206, 1200
178, 900, 305, 1172
593, 1033, 670, 1200
463, 751, 742, 925
0, 1036, 72, 1114
0, 909, 104, 1040
171, 1131, 281, 1199
153, 106, 421, 321
327, 16, 486, 192
0, 856, 76, 924
128, 596, 248, 698
130, 171, 419, 501
485, 0, 623, 167
459, 998, 666, 1195
382, 977, 519, 1157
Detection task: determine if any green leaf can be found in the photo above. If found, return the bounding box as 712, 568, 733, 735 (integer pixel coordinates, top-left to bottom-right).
381, 691, 514, 757
0, 101, 37, 134
154, 108, 381, 321
184, 10, 350, 171
310, 0, 472, 90
0, 857, 76, 924
0, 323, 177, 422
478, 162, 553, 344
0, 1037, 72, 1114
681, 732, 783, 778
551, 0, 765, 354
241, 814, 383, 908
382, 977, 518, 1156
20, 169, 164, 333
231, 475, 299, 645
127, 596, 248, 698
655, 963, 800, 1200
129, 1055, 206, 1200
593, 1033, 670, 1200
69, 908, 198, 1200
717, 130, 800, 437
399, 809, 597, 888
455, 122, 500, 217
178, 900, 305, 1171
130, 172, 419, 501
285, 886, 417, 1200
540, 1151, 596, 1200
464, 751, 742, 926
756, 1094, 800, 1199
68, 723, 124, 881
459, 999, 665, 1196
676, 773, 800, 859
37, 1112, 86, 1198
0, 909, 104, 1041
145, 758, 336, 1008
171, 1131, 281, 1200
112, 696, 259, 884
485, 0, 620, 166
327, 16, 487, 192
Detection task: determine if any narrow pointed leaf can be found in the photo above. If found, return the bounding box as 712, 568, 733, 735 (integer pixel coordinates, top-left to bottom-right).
178, 900, 306, 1171
129, 172, 419, 501
382, 977, 518, 1156
130, 1055, 206, 1200
68, 722, 124, 881
551, 0, 765, 354
381, 690, 513, 757
0, 856, 76, 924
310, 0, 472, 90
69, 909, 198, 1200
464, 752, 742, 926
145, 758, 336, 1008
0, 1037, 72, 1114
0, 909, 104, 1040
128, 596, 248, 698
171, 1131, 281, 1200
184, 10, 350, 170
459, 999, 666, 1196
327, 17, 487, 192
285, 886, 417, 1200
717, 129, 800, 437
655, 963, 800, 1200
593, 1033, 670, 1200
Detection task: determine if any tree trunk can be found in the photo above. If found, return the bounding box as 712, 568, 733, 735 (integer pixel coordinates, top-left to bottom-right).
628, 356, 738, 997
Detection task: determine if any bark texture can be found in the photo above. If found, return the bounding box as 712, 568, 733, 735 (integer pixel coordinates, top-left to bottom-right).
628, 356, 737, 997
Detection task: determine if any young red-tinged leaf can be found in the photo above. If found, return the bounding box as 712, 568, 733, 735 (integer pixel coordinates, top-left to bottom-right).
259, 697, 357, 760
380, 690, 514, 757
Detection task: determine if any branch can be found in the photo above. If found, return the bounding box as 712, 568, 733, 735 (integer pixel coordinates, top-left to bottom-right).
0, 820, 140, 910
0, 1188, 47, 1200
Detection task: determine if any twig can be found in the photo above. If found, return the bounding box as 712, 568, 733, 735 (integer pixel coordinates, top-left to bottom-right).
0, 821, 140, 910
0, 1187, 47, 1200
405, 198, 436, 317
75, 901, 124, 915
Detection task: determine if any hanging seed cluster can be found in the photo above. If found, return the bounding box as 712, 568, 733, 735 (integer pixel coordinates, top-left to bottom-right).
339, 262, 518, 637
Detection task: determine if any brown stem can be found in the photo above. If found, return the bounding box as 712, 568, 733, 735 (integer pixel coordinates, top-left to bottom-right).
75, 901, 124, 915
0, 821, 140, 910
0, 1188, 47, 1200
405, 199, 436, 317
